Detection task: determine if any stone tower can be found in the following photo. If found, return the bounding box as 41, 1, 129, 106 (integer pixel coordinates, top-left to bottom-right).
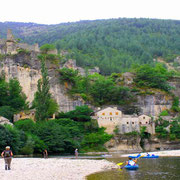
7, 29, 15, 41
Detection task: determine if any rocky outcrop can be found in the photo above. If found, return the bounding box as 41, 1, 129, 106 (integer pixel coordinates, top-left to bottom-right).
105, 135, 142, 152
0, 116, 12, 125
0, 53, 84, 112
143, 137, 180, 151
63, 59, 100, 76
136, 93, 173, 116
106, 135, 180, 152
169, 76, 180, 98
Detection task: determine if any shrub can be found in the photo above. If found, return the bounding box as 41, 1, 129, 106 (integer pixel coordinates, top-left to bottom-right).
159, 110, 169, 116
40, 44, 56, 53
0, 106, 14, 121
14, 119, 36, 133
134, 64, 172, 92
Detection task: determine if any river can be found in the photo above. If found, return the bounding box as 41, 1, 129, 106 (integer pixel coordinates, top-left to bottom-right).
87, 157, 180, 180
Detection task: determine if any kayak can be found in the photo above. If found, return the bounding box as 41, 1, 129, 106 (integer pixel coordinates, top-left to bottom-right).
141, 155, 159, 158
101, 154, 112, 158
128, 154, 141, 158
125, 164, 139, 170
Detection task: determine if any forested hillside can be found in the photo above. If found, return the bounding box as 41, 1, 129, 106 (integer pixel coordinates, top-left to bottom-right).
0, 18, 180, 74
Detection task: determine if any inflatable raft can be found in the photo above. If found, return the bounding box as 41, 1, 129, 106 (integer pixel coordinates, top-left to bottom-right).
141, 155, 159, 158
124, 164, 139, 170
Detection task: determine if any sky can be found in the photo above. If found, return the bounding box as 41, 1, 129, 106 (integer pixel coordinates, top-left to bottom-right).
0, 0, 180, 24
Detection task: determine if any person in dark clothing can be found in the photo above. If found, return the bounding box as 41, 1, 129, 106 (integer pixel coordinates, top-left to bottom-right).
1, 146, 13, 170
43, 149, 48, 158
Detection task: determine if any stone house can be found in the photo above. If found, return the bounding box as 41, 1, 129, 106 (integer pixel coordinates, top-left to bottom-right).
94, 107, 155, 134
94, 107, 122, 134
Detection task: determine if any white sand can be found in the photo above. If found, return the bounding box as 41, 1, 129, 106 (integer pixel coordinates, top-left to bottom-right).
0, 158, 116, 180
121, 149, 180, 157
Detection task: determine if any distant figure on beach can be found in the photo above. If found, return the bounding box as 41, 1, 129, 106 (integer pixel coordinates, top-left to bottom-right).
1, 146, 13, 170
75, 149, 78, 158
43, 149, 48, 158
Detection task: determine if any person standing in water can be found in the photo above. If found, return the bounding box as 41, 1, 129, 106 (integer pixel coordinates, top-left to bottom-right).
1, 146, 13, 170
75, 149, 78, 158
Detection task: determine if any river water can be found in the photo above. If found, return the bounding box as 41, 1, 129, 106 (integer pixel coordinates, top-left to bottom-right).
87, 157, 180, 180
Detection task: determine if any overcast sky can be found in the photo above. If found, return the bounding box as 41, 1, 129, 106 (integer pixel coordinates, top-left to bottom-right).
0, 0, 180, 24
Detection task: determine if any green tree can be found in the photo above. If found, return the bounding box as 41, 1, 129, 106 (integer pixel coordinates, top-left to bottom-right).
40, 44, 56, 54
34, 57, 51, 121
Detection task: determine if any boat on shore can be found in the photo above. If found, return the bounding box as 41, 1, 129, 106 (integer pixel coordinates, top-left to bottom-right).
101, 154, 112, 158
141, 155, 159, 158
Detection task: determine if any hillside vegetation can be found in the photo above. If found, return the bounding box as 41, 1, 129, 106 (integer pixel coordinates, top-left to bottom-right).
0, 18, 180, 74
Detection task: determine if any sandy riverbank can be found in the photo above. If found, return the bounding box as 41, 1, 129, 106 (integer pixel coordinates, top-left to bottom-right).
121, 149, 180, 157
0, 158, 116, 180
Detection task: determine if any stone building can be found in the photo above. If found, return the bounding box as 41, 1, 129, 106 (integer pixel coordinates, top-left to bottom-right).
94, 107, 155, 134
95, 107, 122, 134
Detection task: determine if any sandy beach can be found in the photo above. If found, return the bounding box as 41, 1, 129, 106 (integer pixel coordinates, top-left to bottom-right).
121, 149, 180, 157
0, 158, 116, 180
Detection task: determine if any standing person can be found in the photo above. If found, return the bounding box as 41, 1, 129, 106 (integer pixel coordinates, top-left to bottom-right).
1, 146, 13, 170
75, 149, 78, 159
43, 149, 48, 158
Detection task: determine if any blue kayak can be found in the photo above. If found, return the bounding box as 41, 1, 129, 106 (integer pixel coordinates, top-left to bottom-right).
125, 164, 139, 170
128, 154, 141, 158
141, 155, 159, 158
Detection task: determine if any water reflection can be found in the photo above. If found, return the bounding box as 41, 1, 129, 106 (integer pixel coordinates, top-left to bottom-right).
88, 157, 180, 180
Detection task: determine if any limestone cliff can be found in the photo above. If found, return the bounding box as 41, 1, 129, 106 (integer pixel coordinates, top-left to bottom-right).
0, 53, 84, 112
0, 53, 179, 114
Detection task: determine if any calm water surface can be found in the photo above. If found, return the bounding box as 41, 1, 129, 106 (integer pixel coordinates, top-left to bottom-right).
87, 157, 180, 180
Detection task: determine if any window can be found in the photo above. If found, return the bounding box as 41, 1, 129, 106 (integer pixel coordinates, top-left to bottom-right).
127, 122, 129, 124
102, 113, 105, 115
132, 122, 134, 124
116, 112, 118, 115
143, 116, 145, 119
139, 122, 142, 125
146, 122, 148, 124
110, 117, 112, 121
110, 112, 112, 115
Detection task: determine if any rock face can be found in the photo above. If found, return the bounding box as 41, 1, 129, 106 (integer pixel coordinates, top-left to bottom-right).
0, 116, 12, 125
105, 135, 142, 152
0, 54, 84, 112
136, 93, 173, 116
169, 76, 180, 98
143, 137, 180, 151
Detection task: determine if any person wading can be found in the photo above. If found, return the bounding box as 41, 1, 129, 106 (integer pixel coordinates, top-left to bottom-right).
1, 146, 13, 170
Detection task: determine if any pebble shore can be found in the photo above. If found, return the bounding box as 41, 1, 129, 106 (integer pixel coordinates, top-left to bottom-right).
0, 158, 117, 180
